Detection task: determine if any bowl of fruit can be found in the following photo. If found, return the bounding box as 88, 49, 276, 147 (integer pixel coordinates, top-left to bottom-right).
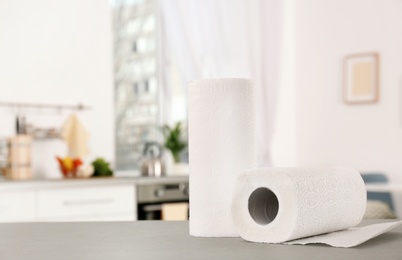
56, 157, 94, 178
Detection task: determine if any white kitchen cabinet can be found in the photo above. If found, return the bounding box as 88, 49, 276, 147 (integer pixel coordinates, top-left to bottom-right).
36, 184, 135, 221
0, 180, 137, 222
40, 213, 135, 222
0, 191, 35, 222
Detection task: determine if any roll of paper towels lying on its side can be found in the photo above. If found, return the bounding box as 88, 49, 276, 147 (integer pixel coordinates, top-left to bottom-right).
232, 167, 367, 243
188, 78, 256, 237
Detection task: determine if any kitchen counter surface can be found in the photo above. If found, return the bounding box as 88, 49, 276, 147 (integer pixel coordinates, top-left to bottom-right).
0, 176, 188, 191
1, 220, 401, 260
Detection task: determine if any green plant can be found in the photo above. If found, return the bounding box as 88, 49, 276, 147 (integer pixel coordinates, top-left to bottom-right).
162, 122, 187, 163
91, 158, 113, 177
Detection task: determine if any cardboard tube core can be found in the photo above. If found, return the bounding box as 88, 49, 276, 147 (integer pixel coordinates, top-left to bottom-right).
248, 187, 279, 225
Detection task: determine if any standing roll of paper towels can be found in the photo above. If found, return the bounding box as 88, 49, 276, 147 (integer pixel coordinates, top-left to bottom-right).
188, 78, 255, 237
232, 167, 368, 244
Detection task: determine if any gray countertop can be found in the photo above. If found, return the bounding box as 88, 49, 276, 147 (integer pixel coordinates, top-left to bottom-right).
1, 220, 401, 260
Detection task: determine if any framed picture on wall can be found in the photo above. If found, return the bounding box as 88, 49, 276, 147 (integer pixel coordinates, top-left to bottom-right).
344, 52, 380, 104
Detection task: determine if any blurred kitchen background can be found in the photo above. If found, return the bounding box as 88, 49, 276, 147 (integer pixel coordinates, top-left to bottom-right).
0, 0, 402, 222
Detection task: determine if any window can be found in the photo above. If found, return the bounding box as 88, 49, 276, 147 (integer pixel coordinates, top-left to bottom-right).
112, 0, 160, 171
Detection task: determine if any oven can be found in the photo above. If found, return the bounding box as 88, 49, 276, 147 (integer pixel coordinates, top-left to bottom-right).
136, 180, 189, 220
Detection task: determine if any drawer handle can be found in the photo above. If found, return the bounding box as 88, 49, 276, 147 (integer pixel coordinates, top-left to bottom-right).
63, 198, 114, 206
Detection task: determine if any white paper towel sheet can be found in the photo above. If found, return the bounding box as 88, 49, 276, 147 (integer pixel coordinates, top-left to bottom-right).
188, 78, 256, 237
231, 167, 396, 247
285, 221, 402, 247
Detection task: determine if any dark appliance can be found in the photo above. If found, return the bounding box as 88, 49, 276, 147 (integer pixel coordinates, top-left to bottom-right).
137, 181, 189, 220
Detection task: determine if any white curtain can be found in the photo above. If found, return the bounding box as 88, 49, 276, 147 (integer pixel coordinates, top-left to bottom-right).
159, 0, 283, 166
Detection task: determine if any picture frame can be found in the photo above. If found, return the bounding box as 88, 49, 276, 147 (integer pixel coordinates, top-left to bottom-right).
344, 52, 379, 104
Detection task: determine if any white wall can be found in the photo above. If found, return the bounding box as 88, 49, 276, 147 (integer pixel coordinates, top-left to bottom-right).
0, 0, 114, 178
271, 0, 296, 167
292, 0, 402, 181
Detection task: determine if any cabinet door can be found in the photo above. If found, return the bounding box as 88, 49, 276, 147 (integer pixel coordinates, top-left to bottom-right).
35, 184, 135, 221
39, 213, 135, 222
0, 191, 35, 222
